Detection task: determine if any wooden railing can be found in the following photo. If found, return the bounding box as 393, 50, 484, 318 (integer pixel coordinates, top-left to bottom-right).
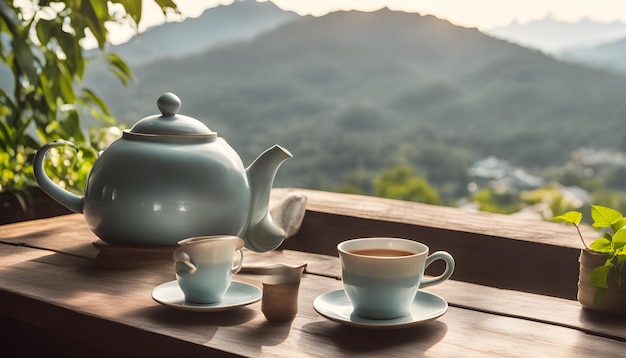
1, 187, 588, 300
272, 188, 588, 300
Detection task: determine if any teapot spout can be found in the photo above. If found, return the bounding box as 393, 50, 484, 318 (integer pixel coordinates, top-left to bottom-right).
244, 145, 292, 252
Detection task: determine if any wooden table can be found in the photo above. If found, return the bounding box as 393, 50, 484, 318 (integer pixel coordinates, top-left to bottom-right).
1, 213, 625, 357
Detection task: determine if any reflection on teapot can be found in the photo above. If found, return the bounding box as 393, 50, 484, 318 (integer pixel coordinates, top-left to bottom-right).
33, 92, 292, 252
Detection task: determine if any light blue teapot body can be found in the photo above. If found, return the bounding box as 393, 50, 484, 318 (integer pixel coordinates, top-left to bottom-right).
34, 93, 292, 252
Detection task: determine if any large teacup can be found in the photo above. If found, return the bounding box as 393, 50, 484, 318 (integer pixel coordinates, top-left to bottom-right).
173, 235, 244, 304
338, 237, 455, 320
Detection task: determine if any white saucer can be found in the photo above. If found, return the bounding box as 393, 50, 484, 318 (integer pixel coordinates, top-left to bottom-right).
152, 280, 261, 312
313, 289, 448, 329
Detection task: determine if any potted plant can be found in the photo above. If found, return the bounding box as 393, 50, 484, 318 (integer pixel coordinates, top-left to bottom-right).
553, 205, 626, 315
0, 1, 177, 224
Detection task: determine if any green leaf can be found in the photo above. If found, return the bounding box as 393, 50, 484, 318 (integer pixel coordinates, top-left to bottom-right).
60, 110, 86, 143
0, 120, 15, 149
106, 52, 135, 85
613, 218, 626, 232
55, 27, 81, 75
13, 36, 40, 87
593, 287, 608, 304
589, 238, 613, 253
62, 78, 77, 105
82, 0, 108, 49
89, 0, 109, 21
613, 229, 626, 252
80, 88, 109, 112
591, 204, 623, 229
590, 265, 610, 288
154, 0, 178, 9
617, 255, 626, 286
118, 0, 143, 24
38, 74, 57, 112
35, 19, 54, 46
552, 211, 582, 225
154, 0, 179, 15
22, 134, 39, 151
0, 2, 21, 34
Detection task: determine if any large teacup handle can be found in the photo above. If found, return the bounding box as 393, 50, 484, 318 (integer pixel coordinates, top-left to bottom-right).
232, 248, 244, 274
420, 251, 455, 289
173, 250, 197, 275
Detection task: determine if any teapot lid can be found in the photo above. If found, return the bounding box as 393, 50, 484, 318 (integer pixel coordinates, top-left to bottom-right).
127, 92, 217, 140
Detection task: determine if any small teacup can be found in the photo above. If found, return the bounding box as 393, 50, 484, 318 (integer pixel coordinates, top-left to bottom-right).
173, 235, 244, 304
338, 237, 455, 320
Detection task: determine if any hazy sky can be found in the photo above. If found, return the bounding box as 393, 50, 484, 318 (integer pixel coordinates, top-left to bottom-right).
107, 0, 626, 45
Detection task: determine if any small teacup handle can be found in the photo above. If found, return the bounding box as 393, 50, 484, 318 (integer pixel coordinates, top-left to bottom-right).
420, 251, 455, 289
232, 248, 244, 274
173, 250, 197, 275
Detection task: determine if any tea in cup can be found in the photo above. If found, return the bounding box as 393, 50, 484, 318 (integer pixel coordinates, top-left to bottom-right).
173, 235, 244, 304
338, 237, 455, 319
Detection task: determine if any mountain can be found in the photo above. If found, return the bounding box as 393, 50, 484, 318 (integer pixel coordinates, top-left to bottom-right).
90, 0, 298, 65
561, 37, 626, 74
82, 0, 298, 89
484, 15, 626, 54
87, 8, 626, 198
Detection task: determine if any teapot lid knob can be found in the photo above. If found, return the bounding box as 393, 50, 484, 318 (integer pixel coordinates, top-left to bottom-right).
157, 92, 181, 115
126, 92, 217, 140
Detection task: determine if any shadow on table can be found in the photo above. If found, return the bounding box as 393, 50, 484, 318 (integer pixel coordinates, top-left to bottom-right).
141, 304, 258, 328
141, 305, 294, 356
300, 320, 447, 354
237, 319, 295, 352
578, 308, 626, 341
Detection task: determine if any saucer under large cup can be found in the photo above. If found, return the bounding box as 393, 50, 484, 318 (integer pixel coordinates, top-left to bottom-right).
313, 289, 447, 329
152, 280, 261, 312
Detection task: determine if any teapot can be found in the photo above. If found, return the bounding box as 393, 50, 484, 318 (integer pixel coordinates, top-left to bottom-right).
33, 92, 292, 252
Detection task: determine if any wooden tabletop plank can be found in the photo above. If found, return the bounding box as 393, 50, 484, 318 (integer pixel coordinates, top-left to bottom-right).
0, 214, 99, 259
1, 214, 624, 344
2, 203, 625, 357
0, 247, 624, 357
1, 242, 625, 357
250, 249, 626, 342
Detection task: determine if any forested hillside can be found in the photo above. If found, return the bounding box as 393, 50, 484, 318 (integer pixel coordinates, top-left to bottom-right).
85, 8, 626, 201
563, 38, 626, 74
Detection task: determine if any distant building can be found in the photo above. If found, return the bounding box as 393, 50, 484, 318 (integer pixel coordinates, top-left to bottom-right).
559, 185, 590, 208
468, 156, 544, 193
570, 147, 626, 167
467, 156, 509, 181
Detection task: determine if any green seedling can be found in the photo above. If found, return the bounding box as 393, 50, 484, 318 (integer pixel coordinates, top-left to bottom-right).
553, 205, 626, 304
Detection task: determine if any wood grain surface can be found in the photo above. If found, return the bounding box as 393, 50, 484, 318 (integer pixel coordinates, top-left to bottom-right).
1, 189, 624, 357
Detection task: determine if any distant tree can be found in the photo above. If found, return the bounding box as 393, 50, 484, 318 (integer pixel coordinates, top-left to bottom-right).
336, 168, 372, 195
407, 142, 472, 200
591, 190, 626, 214
557, 168, 604, 193
602, 166, 626, 191
471, 187, 523, 214
520, 185, 580, 220
373, 165, 440, 205
335, 103, 384, 131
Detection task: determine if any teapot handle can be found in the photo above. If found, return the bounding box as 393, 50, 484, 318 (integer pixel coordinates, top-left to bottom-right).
33, 140, 84, 213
